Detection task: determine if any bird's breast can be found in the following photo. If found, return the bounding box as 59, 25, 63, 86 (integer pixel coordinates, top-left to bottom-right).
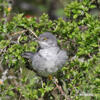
39, 47, 59, 60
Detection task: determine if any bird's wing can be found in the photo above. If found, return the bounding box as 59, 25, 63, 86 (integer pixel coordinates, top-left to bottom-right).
56, 50, 68, 69
21, 52, 34, 60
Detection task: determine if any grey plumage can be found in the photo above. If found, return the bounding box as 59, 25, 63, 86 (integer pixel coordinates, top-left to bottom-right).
22, 32, 68, 77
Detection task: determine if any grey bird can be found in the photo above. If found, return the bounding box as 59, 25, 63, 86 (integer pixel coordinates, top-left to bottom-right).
22, 32, 68, 77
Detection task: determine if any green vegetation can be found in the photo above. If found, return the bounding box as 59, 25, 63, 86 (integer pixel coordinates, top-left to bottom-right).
0, 0, 100, 99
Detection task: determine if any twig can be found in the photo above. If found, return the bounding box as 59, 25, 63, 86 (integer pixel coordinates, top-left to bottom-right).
0, 46, 8, 56
26, 28, 38, 39
17, 35, 22, 44
17, 26, 38, 39
54, 80, 65, 96
10, 30, 27, 36
53, 77, 71, 100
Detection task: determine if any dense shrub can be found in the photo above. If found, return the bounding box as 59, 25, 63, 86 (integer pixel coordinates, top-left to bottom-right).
0, 0, 100, 99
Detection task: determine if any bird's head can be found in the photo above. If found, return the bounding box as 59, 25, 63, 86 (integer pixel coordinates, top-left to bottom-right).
37, 32, 57, 49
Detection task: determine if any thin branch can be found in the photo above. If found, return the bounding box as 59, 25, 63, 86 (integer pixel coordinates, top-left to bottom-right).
10, 30, 27, 36
26, 28, 38, 39
53, 77, 71, 100
17, 26, 38, 39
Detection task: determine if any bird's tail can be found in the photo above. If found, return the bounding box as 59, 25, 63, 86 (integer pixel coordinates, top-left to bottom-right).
21, 52, 34, 60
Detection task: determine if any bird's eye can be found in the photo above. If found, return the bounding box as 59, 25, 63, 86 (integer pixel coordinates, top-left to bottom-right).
43, 37, 48, 40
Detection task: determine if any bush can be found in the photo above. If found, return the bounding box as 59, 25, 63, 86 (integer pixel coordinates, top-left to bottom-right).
0, 0, 100, 99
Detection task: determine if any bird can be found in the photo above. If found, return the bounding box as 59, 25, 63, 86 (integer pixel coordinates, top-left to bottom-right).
21, 32, 68, 78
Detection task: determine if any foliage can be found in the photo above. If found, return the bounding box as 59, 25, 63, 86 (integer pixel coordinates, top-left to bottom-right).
64, 0, 96, 20
0, 0, 100, 99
